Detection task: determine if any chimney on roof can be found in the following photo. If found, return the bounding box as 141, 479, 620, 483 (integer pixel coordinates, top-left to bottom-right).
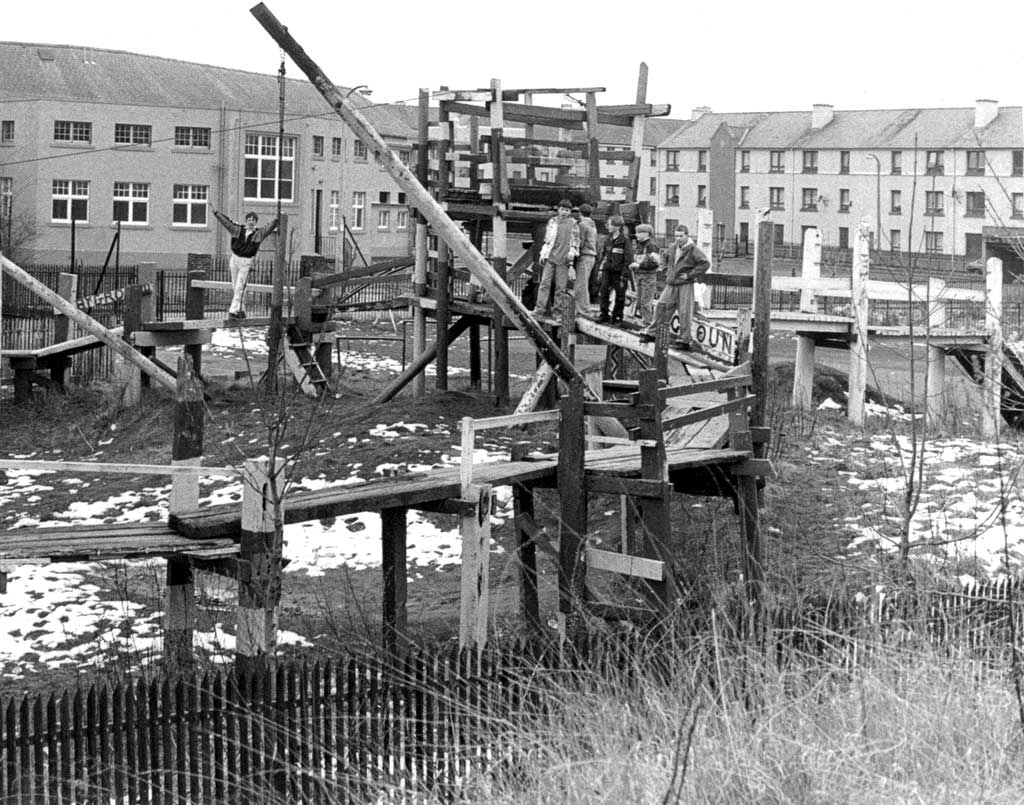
811, 104, 834, 129
975, 99, 999, 128
691, 106, 711, 121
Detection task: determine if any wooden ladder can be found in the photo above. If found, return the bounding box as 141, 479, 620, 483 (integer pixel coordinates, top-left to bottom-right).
283, 324, 333, 398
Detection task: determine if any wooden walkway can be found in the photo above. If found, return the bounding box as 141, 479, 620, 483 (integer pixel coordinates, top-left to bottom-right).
0, 522, 235, 562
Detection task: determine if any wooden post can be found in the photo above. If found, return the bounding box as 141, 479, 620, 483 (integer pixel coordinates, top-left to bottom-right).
513, 363, 555, 415
925, 276, 948, 427
626, 63, 648, 204
459, 482, 492, 651
166, 354, 203, 673
136, 263, 158, 389
51, 272, 78, 388
413, 89, 430, 397
585, 92, 602, 203
793, 227, 821, 410
236, 457, 285, 677
185, 269, 206, 378
635, 369, 672, 610
557, 377, 588, 644
848, 219, 871, 427
250, 4, 589, 390
490, 78, 510, 405
435, 102, 452, 392
121, 284, 144, 407
751, 210, 773, 429
982, 256, 1004, 439
511, 442, 542, 638
0, 254, 176, 391
381, 507, 408, 656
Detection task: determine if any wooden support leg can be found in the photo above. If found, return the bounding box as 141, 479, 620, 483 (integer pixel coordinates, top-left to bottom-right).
185, 269, 207, 379
511, 444, 542, 638
10, 357, 36, 405
792, 334, 816, 411
165, 558, 195, 671
469, 322, 482, 390
459, 483, 492, 651
736, 474, 764, 606
381, 507, 409, 657
236, 458, 285, 677
926, 345, 946, 427
557, 378, 588, 645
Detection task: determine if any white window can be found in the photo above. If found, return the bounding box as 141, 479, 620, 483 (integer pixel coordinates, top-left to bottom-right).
244, 134, 294, 202
113, 182, 149, 225
377, 209, 391, 230
114, 123, 151, 146
53, 121, 91, 144
51, 180, 89, 222
331, 137, 342, 158
0, 177, 11, 220
396, 209, 408, 230
352, 191, 365, 230
399, 150, 410, 166
172, 184, 208, 226
1, 121, 13, 143
174, 126, 211, 148
312, 135, 324, 157
353, 139, 367, 160
329, 190, 340, 231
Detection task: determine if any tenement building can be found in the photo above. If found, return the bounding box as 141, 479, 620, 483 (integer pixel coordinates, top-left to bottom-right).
0, 42, 417, 266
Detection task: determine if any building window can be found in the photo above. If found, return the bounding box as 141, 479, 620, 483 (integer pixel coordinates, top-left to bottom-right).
377, 209, 391, 230
399, 150, 411, 166
697, 185, 707, 207
352, 191, 365, 230
891, 150, 902, 175
649, 149, 656, 167
739, 186, 750, 209
354, 139, 368, 160
244, 134, 294, 201
840, 150, 850, 174
925, 231, 943, 253
664, 218, 678, 240
172, 184, 208, 226
697, 150, 707, 172
397, 192, 406, 204
801, 188, 818, 211
839, 188, 851, 212
740, 150, 750, 172
926, 150, 944, 175
1014, 150, 1023, 177
114, 123, 151, 146
379, 191, 390, 204
965, 191, 986, 217
802, 151, 818, 173
769, 187, 784, 210
649, 177, 657, 195
331, 137, 342, 158
112, 182, 149, 225
890, 190, 902, 214
773, 224, 784, 246
328, 190, 340, 231
770, 151, 784, 173
838, 227, 849, 249
1, 121, 13, 143
665, 150, 679, 171
890, 229, 901, 252
0, 177, 12, 220
966, 150, 985, 176
312, 135, 324, 158
1013, 193, 1023, 219
396, 209, 408, 230
174, 126, 211, 148
925, 190, 944, 216
53, 120, 91, 144
51, 180, 89, 222
665, 184, 679, 205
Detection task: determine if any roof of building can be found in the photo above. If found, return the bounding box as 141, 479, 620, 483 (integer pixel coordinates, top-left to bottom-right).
0, 41, 414, 139
657, 105, 1024, 150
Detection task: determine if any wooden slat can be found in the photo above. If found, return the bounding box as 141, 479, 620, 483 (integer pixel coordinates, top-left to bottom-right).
470, 409, 560, 430
583, 401, 655, 419
662, 395, 757, 431
585, 476, 672, 498
0, 459, 237, 476
731, 458, 776, 478
585, 547, 664, 581
658, 371, 751, 401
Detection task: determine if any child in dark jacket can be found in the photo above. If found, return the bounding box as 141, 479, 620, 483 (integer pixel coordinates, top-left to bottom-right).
631, 223, 662, 325
596, 215, 634, 323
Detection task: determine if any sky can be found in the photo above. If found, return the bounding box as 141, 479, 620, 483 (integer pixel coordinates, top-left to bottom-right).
6, 0, 1024, 117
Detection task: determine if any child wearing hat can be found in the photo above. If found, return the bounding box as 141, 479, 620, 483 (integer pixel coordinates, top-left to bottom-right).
631, 223, 662, 325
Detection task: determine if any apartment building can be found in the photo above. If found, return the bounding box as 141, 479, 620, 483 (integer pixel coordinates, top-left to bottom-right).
653, 101, 1024, 263
0, 42, 416, 267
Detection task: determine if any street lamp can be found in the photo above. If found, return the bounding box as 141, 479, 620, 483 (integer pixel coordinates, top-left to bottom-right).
866, 154, 881, 250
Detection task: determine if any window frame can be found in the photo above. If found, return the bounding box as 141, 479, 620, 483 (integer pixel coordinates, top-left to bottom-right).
769, 186, 785, 211
665, 184, 679, 206
665, 150, 680, 171
244, 133, 295, 202
353, 139, 368, 161
697, 150, 708, 172
740, 150, 750, 173
351, 191, 365, 230
112, 181, 150, 226
839, 188, 851, 212
0, 120, 13, 143
964, 191, 986, 218
925, 190, 944, 216
53, 120, 92, 144
839, 150, 850, 175
173, 126, 211, 149
770, 151, 785, 173
739, 186, 750, 209
113, 123, 151, 147
925, 230, 943, 253
51, 179, 89, 223
171, 184, 209, 227
377, 208, 391, 230
926, 150, 944, 175
312, 135, 324, 158
1013, 193, 1024, 219
890, 150, 902, 175
800, 187, 818, 211
890, 189, 902, 214
396, 209, 408, 231
801, 150, 818, 174
966, 150, 985, 176
696, 185, 707, 208
331, 137, 342, 159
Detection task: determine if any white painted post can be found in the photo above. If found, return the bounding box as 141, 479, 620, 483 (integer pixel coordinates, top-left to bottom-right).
848, 220, 872, 426
695, 207, 714, 309
926, 276, 948, 427
459, 481, 492, 651
793, 227, 822, 410
982, 257, 1004, 439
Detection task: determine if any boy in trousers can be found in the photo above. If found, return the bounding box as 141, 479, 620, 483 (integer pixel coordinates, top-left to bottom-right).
596, 215, 633, 323
213, 209, 280, 319
640, 224, 709, 349
574, 203, 599, 316
532, 199, 580, 319
630, 223, 662, 325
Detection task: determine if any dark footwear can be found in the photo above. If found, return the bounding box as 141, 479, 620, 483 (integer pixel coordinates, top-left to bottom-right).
228, 311, 241, 320
672, 341, 692, 352
638, 332, 656, 343
237, 311, 246, 319
597, 314, 611, 323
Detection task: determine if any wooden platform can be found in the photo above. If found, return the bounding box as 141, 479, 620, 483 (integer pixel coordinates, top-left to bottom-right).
0, 522, 236, 562
2, 327, 125, 360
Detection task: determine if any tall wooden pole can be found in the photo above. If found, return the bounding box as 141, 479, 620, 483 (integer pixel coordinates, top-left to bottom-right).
435, 101, 451, 391
848, 219, 871, 427
982, 256, 1004, 439
265, 52, 287, 390
412, 88, 430, 397
250, 3, 587, 390
490, 78, 510, 404
751, 209, 773, 429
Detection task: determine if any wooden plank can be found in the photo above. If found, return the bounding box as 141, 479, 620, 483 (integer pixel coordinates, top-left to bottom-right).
585, 547, 664, 581
658, 371, 751, 401
732, 458, 776, 478
0, 459, 236, 476
471, 409, 560, 431
558, 378, 588, 641
583, 401, 655, 419
458, 483, 492, 650
661, 395, 756, 431
585, 476, 672, 498
132, 330, 212, 348
381, 507, 408, 656
483, 135, 588, 151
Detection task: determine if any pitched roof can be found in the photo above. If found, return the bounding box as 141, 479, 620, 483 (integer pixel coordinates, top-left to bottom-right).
0, 41, 415, 138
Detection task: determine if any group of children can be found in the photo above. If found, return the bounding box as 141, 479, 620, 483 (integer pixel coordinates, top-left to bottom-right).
530, 199, 710, 350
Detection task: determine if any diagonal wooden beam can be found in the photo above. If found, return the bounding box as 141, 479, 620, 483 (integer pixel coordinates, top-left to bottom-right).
249, 3, 587, 391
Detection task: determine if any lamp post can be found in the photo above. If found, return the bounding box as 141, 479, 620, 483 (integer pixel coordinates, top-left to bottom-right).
867, 154, 881, 250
